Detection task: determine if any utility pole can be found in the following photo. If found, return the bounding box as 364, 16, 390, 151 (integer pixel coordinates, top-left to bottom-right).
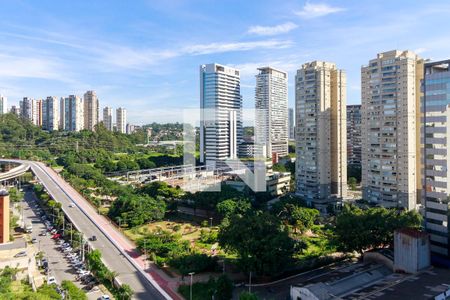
189, 272, 195, 300
144, 239, 147, 270
80, 235, 84, 262
249, 271, 252, 294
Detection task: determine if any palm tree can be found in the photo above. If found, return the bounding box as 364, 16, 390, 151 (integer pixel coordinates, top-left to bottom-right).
118, 284, 133, 300
106, 270, 118, 287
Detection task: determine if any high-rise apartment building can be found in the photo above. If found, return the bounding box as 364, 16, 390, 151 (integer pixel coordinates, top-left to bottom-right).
295, 61, 347, 210
20, 97, 38, 124
103, 107, 113, 131
116, 107, 126, 134
83, 90, 99, 131
0, 95, 7, 115
288, 108, 295, 140
64, 95, 84, 132
35, 99, 43, 126
255, 67, 288, 158
59, 97, 65, 130
347, 104, 362, 166
10, 105, 19, 115
422, 60, 450, 258
200, 63, 243, 167
42, 96, 59, 131
361, 50, 423, 210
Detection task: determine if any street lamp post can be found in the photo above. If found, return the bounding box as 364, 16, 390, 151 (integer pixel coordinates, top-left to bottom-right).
144, 239, 147, 270
209, 217, 213, 228
248, 271, 252, 294
188, 272, 195, 300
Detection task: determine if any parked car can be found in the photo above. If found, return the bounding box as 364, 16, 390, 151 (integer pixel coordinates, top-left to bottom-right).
47, 276, 57, 285
52, 233, 61, 239
76, 267, 87, 274
31, 238, 37, 244
63, 247, 73, 253
89, 235, 97, 241
14, 251, 27, 258
100, 295, 110, 300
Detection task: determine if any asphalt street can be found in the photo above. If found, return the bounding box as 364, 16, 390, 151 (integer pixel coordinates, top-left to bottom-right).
22, 188, 104, 300
26, 161, 168, 300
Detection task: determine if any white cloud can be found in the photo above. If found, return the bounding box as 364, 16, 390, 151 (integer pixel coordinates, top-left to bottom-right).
295, 2, 344, 19
0, 53, 66, 81
247, 22, 298, 36
414, 47, 427, 54
183, 40, 293, 55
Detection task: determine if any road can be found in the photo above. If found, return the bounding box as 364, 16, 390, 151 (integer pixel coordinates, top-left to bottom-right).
22, 188, 105, 300
7, 160, 172, 300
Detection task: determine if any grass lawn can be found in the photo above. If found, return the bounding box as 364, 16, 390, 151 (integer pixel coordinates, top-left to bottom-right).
124, 216, 221, 255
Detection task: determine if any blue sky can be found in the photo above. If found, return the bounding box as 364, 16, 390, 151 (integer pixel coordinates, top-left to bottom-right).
1, 0, 450, 124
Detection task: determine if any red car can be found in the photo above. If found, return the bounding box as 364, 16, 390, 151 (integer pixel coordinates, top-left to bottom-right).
52, 233, 61, 239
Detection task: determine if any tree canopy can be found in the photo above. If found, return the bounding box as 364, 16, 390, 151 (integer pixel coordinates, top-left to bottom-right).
218, 211, 302, 276
334, 205, 422, 254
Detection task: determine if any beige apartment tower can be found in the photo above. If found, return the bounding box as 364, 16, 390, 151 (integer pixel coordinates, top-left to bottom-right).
116, 107, 127, 134
361, 50, 423, 210
295, 61, 347, 211
83, 90, 99, 131
103, 106, 113, 131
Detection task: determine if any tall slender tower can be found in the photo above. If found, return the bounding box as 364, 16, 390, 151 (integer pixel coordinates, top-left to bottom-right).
361, 50, 423, 210
288, 108, 295, 140
116, 107, 126, 133
103, 107, 113, 131
347, 105, 362, 166
20, 97, 37, 124
64, 95, 84, 132
200, 63, 243, 168
42, 96, 59, 131
83, 90, 99, 131
59, 97, 65, 130
0, 95, 7, 115
295, 61, 347, 211
422, 60, 450, 258
255, 67, 288, 158
35, 99, 43, 126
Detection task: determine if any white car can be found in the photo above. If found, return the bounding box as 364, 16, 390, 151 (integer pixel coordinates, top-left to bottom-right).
79, 270, 90, 276
47, 276, 57, 285
100, 295, 110, 300
68, 203, 76, 208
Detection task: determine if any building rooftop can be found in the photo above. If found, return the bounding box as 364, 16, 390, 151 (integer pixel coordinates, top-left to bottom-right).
395, 228, 428, 239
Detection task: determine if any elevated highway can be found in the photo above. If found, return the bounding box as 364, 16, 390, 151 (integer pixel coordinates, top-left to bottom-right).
0, 159, 173, 300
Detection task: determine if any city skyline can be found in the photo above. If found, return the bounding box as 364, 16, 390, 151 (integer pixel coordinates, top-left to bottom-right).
1, 1, 450, 124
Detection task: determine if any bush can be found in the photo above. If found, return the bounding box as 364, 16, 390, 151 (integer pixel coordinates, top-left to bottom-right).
178, 276, 233, 300
240, 292, 259, 300
169, 253, 217, 275
199, 229, 218, 244
61, 280, 87, 300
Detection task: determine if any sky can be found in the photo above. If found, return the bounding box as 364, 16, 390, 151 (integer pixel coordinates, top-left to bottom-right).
1, 0, 450, 124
